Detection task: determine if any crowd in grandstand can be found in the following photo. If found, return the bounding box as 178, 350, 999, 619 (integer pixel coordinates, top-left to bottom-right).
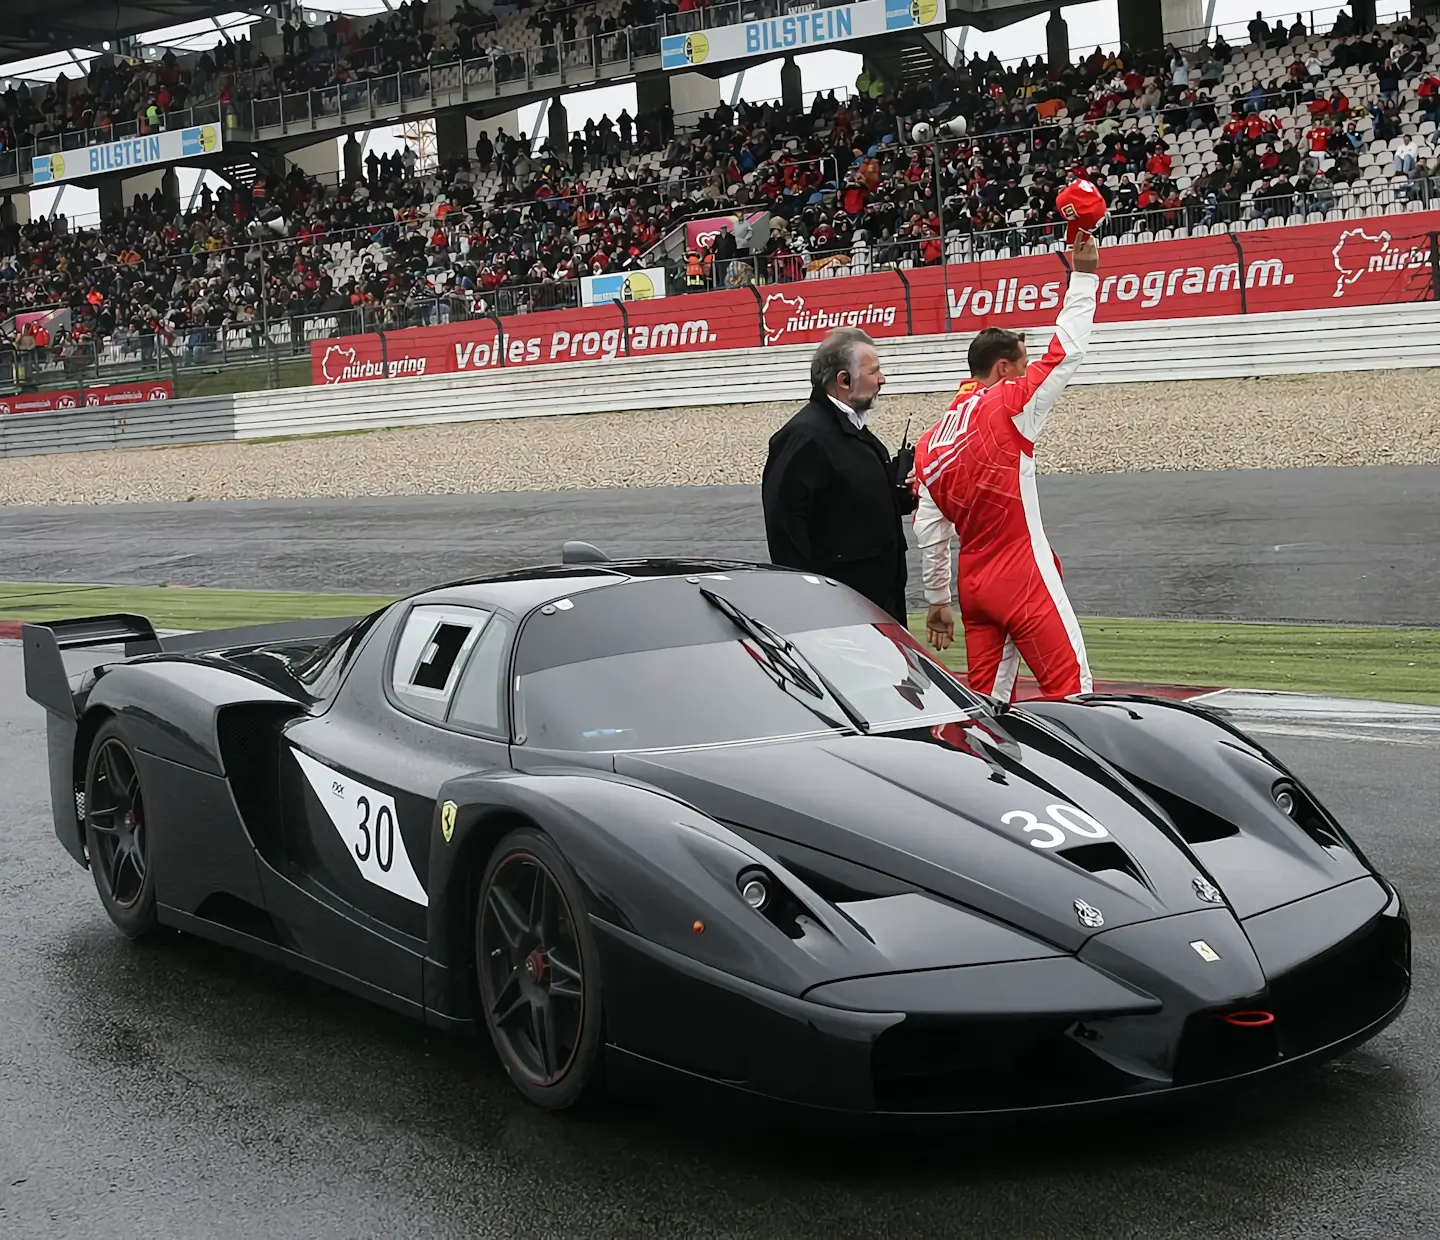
2, 4, 1438, 374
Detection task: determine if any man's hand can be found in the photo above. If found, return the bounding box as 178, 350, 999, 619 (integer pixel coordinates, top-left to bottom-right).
925, 602, 955, 651
1072, 234, 1100, 274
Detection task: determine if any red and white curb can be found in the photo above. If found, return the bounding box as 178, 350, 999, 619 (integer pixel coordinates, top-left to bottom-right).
0, 625, 195, 642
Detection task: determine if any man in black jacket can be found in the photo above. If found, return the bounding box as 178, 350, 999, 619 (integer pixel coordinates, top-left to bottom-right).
762, 327, 915, 622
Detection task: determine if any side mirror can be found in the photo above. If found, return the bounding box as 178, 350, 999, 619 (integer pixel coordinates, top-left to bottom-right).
562, 540, 609, 563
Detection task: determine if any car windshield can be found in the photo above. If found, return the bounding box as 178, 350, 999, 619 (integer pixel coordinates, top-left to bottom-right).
517, 618, 976, 753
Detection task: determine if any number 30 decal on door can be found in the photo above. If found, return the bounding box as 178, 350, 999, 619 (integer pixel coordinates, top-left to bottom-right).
1002, 804, 1111, 849
291, 748, 429, 905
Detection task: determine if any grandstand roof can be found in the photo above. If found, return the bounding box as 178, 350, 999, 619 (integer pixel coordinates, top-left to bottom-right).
1, 0, 241, 62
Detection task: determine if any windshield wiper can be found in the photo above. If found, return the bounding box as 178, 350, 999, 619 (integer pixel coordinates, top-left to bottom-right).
697, 586, 870, 734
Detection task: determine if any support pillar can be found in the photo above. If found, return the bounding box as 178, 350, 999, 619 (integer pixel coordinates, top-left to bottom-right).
433, 111, 469, 168
780, 56, 802, 112
1118, 0, 1202, 50
1117, 0, 1161, 51
547, 95, 569, 157
342, 133, 363, 182
97, 174, 125, 222
1046, 10, 1068, 68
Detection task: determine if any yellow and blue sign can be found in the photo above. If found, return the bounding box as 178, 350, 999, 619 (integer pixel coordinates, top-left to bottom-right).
581, 267, 667, 307
886, 0, 940, 28
32, 123, 224, 185
660, 0, 944, 71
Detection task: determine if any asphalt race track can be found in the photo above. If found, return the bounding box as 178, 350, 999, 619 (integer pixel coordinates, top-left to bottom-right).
0, 464, 1437, 624
2, 463, 1439, 1236
1, 643, 1437, 1239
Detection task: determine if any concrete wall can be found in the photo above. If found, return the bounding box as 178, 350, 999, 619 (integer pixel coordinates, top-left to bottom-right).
637, 70, 721, 128
287, 137, 342, 182
3, 194, 32, 227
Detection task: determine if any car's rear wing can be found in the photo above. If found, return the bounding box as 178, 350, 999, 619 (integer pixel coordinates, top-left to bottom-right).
21, 612, 362, 721
151, 615, 361, 655
21, 614, 162, 721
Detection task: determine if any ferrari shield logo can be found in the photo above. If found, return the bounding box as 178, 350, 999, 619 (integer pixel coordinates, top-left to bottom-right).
1191, 940, 1221, 962
440, 801, 457, 843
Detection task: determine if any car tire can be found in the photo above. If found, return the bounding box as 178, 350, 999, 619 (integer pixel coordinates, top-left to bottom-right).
82, 719, 160, 940
475, 826, 606, 1110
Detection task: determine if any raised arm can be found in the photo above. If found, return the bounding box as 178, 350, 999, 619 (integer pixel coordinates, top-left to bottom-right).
1002, 241, 1100, 441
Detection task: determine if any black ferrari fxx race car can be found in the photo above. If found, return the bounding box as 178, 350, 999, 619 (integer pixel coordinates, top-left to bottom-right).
23, 548, 1409, 1117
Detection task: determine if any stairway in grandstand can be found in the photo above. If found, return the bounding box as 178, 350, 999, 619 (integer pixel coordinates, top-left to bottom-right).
854, 28, 954, 91
897, 30, 954, 86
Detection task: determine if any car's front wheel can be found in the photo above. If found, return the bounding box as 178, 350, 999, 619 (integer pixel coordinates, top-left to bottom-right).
475, 826, 605, 1110
82, 719, 159, 939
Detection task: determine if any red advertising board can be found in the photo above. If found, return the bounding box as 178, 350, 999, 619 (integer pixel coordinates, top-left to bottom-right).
0, 381, 174, 415
310, 212, 1440, 387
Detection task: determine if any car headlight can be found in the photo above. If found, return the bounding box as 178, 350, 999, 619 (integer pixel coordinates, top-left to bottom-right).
738, 869, 769, 910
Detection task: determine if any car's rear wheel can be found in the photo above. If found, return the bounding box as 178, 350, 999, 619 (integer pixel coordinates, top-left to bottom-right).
475, 827, 605, 1110
82, 719, 159, 939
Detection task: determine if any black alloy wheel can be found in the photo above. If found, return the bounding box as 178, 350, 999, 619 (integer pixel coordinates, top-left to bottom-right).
83, 720, 159, 938
476, 828, 604, 1109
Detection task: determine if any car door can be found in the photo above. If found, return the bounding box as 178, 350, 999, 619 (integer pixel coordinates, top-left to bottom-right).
266, 604, 516, 1011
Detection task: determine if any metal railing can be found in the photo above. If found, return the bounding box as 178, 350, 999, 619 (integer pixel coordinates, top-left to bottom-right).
5, 175, 1431, 403
0, 101, 234, 182
0, 0, 1427, 191
158, 0, 1440, 147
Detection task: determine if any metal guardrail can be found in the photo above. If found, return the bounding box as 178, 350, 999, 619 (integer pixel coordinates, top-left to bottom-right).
0, 396, 235, 459
3, 301, 1437, 460
228, 302, 1440, 438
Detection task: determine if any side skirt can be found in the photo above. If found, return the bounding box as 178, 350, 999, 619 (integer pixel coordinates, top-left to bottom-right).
158, 903, 427, 1024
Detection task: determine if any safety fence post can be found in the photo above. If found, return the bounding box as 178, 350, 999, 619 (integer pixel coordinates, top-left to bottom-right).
894, 268, 914, 335
746, 284, 764, 345
1428, 231, 1440, 302
374, 325, 388, 375
1227, 232, 1249, 315
611, 297, 631, 355
486, 310, 506, 366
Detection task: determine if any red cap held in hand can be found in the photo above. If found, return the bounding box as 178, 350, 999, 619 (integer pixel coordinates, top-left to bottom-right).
1056, 178, 1107, 242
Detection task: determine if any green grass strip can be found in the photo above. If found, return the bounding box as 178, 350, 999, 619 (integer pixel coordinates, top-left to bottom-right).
905, 615, 1440, 705
0, 582, 391, 633
2, 582, 1437, 705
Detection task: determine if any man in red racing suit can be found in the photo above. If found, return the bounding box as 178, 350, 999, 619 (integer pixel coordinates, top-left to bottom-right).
911, 238, 1100, 701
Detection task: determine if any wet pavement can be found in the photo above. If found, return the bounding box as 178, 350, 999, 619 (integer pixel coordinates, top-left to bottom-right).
0, 464, 1436, 624
1, 642, 1437, 1240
